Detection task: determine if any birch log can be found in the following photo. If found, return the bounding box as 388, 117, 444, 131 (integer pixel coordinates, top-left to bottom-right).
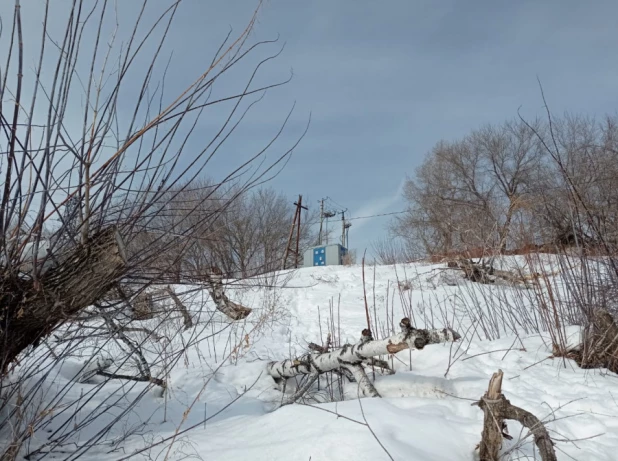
267, 318, 460, 397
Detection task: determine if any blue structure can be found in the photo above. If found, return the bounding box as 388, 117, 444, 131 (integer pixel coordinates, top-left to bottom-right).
304, 244, 348, 267
313, 247, 326, 266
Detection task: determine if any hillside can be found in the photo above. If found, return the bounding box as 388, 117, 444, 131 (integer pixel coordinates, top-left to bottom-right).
14, 258, 618, 460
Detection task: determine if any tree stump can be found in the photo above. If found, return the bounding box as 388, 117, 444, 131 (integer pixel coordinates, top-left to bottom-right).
476, 370, 557, 461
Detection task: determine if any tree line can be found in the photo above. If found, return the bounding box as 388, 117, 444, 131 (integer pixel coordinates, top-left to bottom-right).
381, 114, 618, 261
133, 181, 317, 280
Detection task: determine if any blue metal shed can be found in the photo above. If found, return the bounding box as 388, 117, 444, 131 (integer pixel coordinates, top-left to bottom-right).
304, 244, 347, 267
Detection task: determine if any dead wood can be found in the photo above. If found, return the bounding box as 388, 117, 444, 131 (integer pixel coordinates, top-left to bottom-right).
102, 315, 166, 390
456, 258, 495, 284
165, 286, 193, 330
280, 372, 319, 406
82, 354, 166, 389
269, 319, 460, 399
476, 370, 557, 461
96, 370, 166, 388
0, 228, 126, 376
120, 327, 164, 342
559, 308, 618, 373
132, 291, 155, 320
307, 332, 331, 354
447, 258, 540, 287
203, 267, 252, 320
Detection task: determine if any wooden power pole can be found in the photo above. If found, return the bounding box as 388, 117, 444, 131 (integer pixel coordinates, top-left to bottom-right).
318, 197, 335, 245
339, 209, 351, 248
282, 195, 308, 270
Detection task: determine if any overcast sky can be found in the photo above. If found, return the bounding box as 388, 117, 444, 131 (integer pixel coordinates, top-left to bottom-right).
189, 0, 618, 254
5, 0, 618, 255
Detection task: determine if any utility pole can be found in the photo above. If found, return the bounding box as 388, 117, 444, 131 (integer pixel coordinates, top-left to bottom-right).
341, 210, 345, 247
318, 197, 336, 246
338, 209, 352, 248
318, 198, 324, 245
282, 195, 308, 270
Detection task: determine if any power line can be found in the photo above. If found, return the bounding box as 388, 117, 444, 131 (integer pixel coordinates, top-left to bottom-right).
305, 210, 407, 227
327, 197, 347, 211
347, 211, 406, 221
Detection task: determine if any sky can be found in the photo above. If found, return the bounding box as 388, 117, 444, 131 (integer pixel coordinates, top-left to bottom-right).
3, 0, 618, 256
174, 0, 618, 255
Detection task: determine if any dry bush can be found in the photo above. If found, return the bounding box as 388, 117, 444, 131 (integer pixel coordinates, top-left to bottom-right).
342, 249, 357, 266
0, 0, 306, 458
372, 237, 419, 265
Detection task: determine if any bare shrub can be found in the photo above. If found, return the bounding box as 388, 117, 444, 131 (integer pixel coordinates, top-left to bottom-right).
372, 237, 417, 265
342, 249, 357, 266
142, 183, 317, 279
0, 0, 305, 458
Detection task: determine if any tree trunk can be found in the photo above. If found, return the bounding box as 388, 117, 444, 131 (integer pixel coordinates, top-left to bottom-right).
268, 319, 460, 398
203, 267, 252, 320
497, 199, 517, 254
0, 228, 126, 375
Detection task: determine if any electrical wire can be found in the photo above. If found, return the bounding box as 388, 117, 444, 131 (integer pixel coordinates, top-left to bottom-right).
347, 211, 406, 221
306, 210, 406, 226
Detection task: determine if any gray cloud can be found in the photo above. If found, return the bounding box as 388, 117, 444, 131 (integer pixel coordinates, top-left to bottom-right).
3, 0, 617, 254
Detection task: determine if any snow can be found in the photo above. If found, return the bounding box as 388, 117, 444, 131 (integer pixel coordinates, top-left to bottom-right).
6, 258, 618, 460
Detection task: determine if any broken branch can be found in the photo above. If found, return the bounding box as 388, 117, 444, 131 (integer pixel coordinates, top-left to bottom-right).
203, 268, 252, 320
476, 370, 557, 461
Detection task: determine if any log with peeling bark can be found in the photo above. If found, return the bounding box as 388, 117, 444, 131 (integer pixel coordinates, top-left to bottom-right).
268, 318, 461, 398
203, 267, 252, 321
0, 228, 127, 376
476, 370, 557, 461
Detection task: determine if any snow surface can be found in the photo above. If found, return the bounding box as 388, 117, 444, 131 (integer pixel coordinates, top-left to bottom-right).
9, 258, 618, 460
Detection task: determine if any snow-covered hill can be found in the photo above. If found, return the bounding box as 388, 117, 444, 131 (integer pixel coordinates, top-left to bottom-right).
12, 259, 618, 460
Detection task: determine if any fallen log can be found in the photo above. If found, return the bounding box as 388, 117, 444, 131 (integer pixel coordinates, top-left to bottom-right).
447, 258, 543, 287
267, 318, 460, 398
0, 228, 126, 375
456, 258, 495, 284
475, 370, 557, 461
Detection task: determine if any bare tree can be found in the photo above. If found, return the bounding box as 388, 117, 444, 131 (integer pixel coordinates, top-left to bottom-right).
146, 183, 317, 279
392, 118, 545, 256
529, 114, 618, 249
471, 119, 545, 251
371, 237, 416, 265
